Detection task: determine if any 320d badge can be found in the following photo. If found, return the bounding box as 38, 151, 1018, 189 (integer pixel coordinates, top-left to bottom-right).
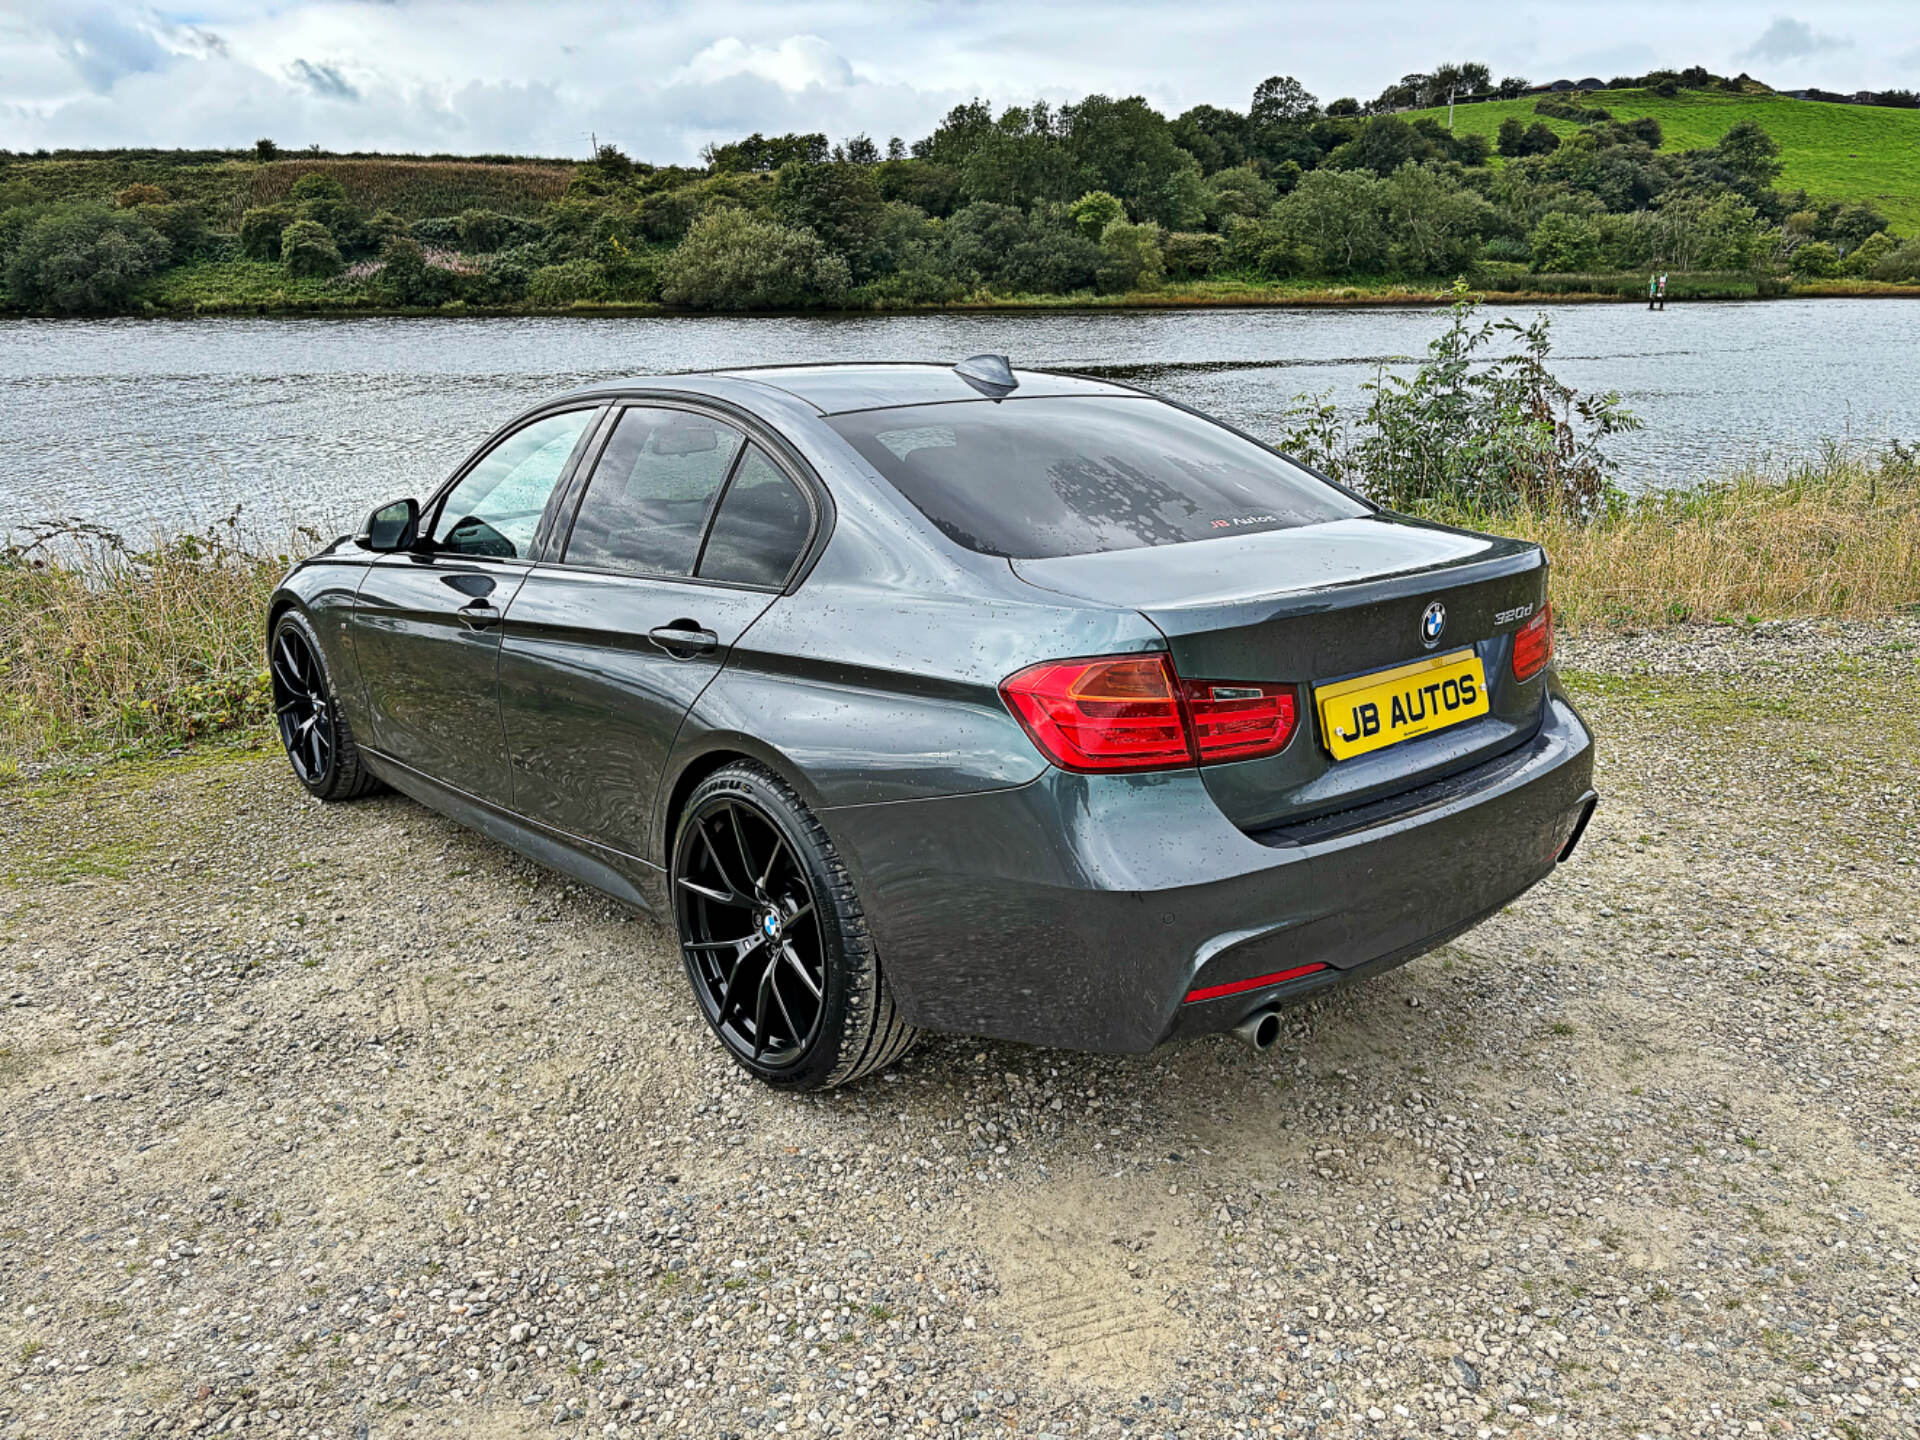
267, 357, 1597, 1088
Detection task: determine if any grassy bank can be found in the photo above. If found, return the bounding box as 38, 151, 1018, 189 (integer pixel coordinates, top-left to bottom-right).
1406, 87, 1920, 233
4, 452, 1915, 774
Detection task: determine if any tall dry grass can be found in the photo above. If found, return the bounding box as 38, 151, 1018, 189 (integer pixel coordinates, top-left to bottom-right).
1426, 445, 1920, 629
3, 450, 1917, 768
0, 518, 290, 769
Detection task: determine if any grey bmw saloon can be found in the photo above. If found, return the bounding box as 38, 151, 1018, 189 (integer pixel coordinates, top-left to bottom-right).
267, 357, 1596, 1089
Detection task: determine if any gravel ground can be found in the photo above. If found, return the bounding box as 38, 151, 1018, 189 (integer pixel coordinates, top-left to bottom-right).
2, 618, 1917, 1440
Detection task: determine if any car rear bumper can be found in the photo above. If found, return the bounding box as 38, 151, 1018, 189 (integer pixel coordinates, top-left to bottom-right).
817, 690, 1595, 1054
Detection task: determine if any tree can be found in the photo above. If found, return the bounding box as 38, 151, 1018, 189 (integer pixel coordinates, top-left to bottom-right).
1714, 121, 1782, 187
1250, 75, 1318, 126
958, 129, 1085, 210
377, 237, 454, 306
289, 172, 348, 204
1201, 165, 1276, 228
1787, 240, 1838, 278
841, 133, 880, 165
1496, 76, 1531, 100
114, 183, 169, 208
773, 161, 888, 279
1068, 190, 1126, 240
1380, 163, 1491, 273
912, 101, 997, 168
885, 137, 906, 161
1062, 94, 1206, 227
1496, 118, 1528, 158
4, 204, 170, 313
254, 138, 279, 162
280, 218, 343, 278
1270, 168, 1389, 272
239, 205, 295, 260
1528, 212, 1601, 271
1170, 104, 1251, 173
1095, 220, 1165, 292
703, 132, 828, 172
658, 208, 851, 309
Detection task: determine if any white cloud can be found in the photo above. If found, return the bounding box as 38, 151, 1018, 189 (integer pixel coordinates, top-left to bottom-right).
0, 2, 1915, 160
1742, 17, 1851, 63
676, 35, 855, 94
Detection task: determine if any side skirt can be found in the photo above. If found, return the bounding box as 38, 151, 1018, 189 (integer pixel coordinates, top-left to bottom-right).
358, 748, 667, 914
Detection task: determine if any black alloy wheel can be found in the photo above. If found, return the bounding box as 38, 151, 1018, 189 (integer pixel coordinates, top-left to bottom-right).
677, 792, 828, 1068
268, 611, 382, 802
272, 626, 334, 785
672, 764, 917, 1089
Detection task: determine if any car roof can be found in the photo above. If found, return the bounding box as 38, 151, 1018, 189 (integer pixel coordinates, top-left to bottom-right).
554, 363, 1140, 417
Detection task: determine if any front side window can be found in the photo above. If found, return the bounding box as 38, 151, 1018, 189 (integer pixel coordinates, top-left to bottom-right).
432, 408, 596, 559
827, 396, 1366, 559
697, 445, 813, 588
563, 408, 745, 578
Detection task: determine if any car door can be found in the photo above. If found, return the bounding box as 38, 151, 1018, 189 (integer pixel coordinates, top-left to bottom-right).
496, 405, 820, 864
352, 405, 602, 803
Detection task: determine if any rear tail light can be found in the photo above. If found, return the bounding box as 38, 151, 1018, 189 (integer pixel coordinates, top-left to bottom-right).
1180, 679, 1298, 763
1512, 604, 1554, 682
1000, 654, 1298, 773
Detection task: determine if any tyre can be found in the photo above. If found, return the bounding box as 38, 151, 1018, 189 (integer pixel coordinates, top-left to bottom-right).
268, 610, 384, 803
671, 762, 918, 1090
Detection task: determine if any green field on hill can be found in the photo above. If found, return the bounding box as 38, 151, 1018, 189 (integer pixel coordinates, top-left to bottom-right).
1408, 88, 1920, 233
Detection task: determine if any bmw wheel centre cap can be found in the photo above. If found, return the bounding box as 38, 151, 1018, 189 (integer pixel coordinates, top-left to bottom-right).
1421, 601, 1447, 648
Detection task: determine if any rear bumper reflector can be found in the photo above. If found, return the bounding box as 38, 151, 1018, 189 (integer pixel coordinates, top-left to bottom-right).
1184, 962, 1328, 1005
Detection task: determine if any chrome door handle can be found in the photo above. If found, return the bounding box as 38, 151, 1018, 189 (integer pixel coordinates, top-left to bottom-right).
648, 624, 718, 656
458, 599, 502, 630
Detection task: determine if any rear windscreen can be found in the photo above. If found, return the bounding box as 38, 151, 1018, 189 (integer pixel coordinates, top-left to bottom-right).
826, 396, 1365, 559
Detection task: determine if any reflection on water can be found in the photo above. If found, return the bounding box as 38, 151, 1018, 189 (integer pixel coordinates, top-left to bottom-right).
0, 299, 1913, 538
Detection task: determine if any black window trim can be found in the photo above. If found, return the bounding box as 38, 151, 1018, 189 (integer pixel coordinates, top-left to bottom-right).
546, 395, 825, 594
414, 401, 610, 566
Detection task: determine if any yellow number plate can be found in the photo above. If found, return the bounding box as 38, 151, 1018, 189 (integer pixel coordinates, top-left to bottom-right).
1314, 649, 1490, 761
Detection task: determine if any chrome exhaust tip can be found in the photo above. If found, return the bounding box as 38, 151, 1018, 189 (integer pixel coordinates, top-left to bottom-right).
1234, 1008, 1282, 1052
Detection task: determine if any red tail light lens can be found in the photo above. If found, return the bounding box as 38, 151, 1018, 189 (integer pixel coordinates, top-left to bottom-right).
1512, 604, 1554, 682
1000, 655, 1192, 772
1180, 679, 1298, 763
1001, 655, 1299, 773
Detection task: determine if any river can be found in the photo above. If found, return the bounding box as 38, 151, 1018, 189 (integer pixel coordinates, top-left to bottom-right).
1, 298, 1913, 540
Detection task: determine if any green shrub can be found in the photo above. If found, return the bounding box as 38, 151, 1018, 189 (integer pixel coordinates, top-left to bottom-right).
1276, 282, 1637, 519
1788, 241, 1839, 278
1534, 95, 1611, 123
4, 204, 170, 313
377, 237, 454, 306
280, 219, 343, 279
114, 183, 169, 208
527, 259, 608, 305
238, 204, 294, 260
1096, 219, 1165, 293
850, 266, 968, 307
1870, 238, 1920, 282
456, 208, 538, 253
1068, 190, 1126, 240
365, 210, 408, 251
1528, 212, 1601, 272
1162, 231, 1223, 279
289, 172, 348, 204
658, 209, 850, 310
410, 216, 463, 247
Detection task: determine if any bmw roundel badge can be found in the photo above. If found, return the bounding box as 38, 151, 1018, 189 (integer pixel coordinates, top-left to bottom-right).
1420, 601, 1447, 648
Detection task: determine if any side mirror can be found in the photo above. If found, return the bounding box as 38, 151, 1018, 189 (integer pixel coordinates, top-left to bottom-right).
358, 497, 420, 552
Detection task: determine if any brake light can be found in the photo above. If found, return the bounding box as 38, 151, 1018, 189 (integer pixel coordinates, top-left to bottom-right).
1180, 678, 1298, 763
1000, 655, 1298, 773
1512, 604, 1553, 681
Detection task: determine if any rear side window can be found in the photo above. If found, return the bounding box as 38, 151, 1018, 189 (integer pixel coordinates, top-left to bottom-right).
564, 407, 744, 577
827, 396, 1364, 559
697, 445, 813, 588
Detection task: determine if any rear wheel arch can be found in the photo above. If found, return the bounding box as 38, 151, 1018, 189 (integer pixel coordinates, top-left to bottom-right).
659, 737, 824, 866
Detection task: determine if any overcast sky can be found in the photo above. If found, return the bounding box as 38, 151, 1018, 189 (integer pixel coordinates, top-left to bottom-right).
4, 2, 1918, 161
